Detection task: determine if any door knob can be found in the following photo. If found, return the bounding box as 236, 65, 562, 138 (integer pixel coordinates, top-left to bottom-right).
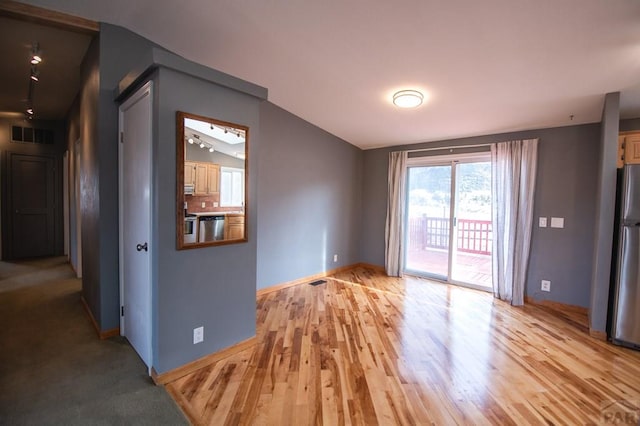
136, 242, 148, 252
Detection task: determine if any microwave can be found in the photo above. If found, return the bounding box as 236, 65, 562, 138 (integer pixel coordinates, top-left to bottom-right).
184, 184, 194, 195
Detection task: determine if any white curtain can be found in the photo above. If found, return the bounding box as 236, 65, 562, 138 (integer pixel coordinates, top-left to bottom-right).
385, 151, 408, 276
491, 139, 538, 305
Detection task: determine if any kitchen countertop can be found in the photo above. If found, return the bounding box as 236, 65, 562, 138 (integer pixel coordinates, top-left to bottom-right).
189, 211, 244, 217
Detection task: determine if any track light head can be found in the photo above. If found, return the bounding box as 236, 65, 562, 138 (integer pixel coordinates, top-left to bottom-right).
30, 66, 39, 82
30, 42, 42, 65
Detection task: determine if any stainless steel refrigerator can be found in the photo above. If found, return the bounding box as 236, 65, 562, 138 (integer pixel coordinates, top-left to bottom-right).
611, 164, 640, 349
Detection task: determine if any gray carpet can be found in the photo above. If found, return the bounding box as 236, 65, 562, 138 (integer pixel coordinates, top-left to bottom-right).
0, 258, 188, 425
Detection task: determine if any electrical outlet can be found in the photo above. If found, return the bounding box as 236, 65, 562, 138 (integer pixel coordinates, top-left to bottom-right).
333, 254, 338, 262
541, 280, 551, 292
539, 217, 547, 228
201, 202, 206, 208
193, 326, 204, 344
213, 202, 219, 207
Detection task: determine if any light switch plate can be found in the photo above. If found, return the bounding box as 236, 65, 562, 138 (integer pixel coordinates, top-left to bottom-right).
213, 202, 219, 207
550, 217, 564, 228
193, 326, 204, 344
541, 280, 551, 292
539, 217, 547, 228
201, 202, 206, 208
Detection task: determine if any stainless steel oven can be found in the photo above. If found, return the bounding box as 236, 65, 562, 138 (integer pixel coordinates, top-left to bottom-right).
184, 215, 197, 244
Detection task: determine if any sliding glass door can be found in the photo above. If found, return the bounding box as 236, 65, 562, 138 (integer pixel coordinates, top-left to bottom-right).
405, 154, 492, 290
405, 165, 452, 278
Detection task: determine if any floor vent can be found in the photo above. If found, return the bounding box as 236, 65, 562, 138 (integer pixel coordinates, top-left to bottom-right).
309, 280, 326, 286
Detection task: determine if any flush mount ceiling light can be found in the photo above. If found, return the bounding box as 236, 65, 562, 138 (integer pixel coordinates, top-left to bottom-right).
393, 90, 424, 108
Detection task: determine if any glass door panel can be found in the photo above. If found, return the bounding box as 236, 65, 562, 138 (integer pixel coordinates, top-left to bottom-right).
405, 165, 451, 279
451, 162, 493, 288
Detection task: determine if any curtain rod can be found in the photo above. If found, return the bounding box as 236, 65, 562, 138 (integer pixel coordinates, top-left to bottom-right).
405, 142, 492, 154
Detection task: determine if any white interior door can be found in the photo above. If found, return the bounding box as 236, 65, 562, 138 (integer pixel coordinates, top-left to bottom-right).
119, 81, 153, 371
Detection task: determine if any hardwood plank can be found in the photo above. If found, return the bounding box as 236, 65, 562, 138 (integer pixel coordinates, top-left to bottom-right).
165, 266, 640, 425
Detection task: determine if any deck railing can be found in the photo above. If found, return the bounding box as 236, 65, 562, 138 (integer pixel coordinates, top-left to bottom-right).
408, 216, 492, 255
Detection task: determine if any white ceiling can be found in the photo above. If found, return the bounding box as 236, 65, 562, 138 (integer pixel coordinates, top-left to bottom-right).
16, 0, 640, 149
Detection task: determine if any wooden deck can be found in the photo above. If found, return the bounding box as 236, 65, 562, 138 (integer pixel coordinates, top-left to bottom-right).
406, 247, 492, 287
166, 266, 640, 425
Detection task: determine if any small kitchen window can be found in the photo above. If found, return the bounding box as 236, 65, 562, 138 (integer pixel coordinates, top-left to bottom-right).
220, 167, 244, 207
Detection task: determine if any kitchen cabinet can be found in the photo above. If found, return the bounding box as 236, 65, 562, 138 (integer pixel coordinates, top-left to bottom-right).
224, 214, 245, 240
194, 163, 208, 195
191, 161, 220, 195
622, 132, 640, 165
184, 161, 196, 186
207, 164, 220, 194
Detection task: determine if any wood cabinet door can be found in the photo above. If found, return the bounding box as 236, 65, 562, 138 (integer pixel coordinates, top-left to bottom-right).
194, 163, 208, 195
625, 133, 640, 165
184, 161, 196, 185
224, 215, 244, 239
207, 164, 220, 194
225, 223, 244, 240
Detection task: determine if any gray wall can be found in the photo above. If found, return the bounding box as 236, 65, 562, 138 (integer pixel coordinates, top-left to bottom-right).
153, 67, 261, 373
526, 125, 599, 307
256, 102, 363, 289
590, 92, 620, 333
620, 118, 640, 132
98, 24, 164, 330
72, 24, 163, 331
361, 123, 600, 308
77, 36, 101, 321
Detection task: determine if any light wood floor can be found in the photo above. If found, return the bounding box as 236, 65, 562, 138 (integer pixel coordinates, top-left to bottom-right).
167, 267, 640, 425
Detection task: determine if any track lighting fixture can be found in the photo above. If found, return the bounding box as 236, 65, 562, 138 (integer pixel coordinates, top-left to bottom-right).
188, 138, 194, 144
30, 42, 42, 65
209, 147, 214, 153
25, 42, 43, 119
30, 66, 39, 82
200, 143, 205, 148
